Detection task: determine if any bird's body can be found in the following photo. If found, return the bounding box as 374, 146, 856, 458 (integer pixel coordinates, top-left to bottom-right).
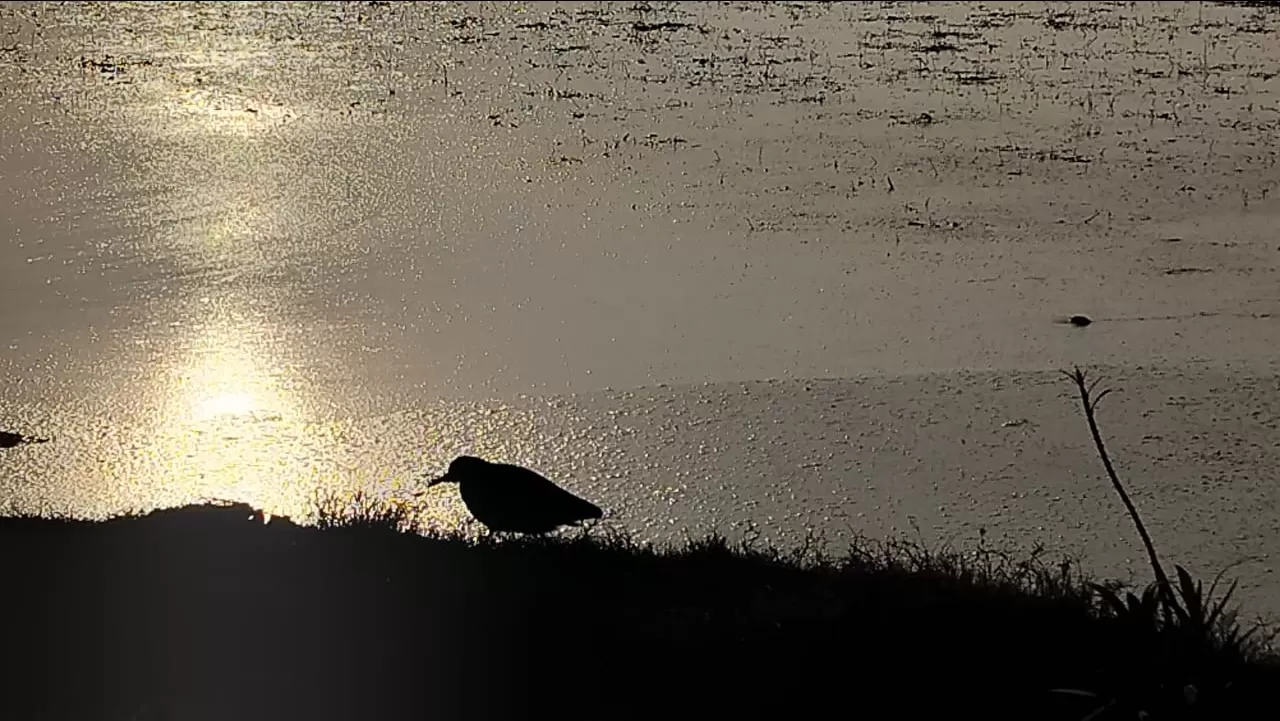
428, 456, 603, 534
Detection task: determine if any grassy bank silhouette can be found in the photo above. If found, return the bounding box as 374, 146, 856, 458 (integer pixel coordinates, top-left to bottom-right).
0, 370, 1276, 720
0, 498, 1273, 720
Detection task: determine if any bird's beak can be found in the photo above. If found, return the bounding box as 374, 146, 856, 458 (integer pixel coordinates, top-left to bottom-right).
426, 472, 450, 487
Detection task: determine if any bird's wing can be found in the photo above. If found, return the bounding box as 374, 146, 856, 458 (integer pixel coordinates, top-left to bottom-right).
503, 464, 603, 519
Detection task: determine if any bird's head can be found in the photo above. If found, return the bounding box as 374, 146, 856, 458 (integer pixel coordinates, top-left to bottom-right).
427, 455, 489, 487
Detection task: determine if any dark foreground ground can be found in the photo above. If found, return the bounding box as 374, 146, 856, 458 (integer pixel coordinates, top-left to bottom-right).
0, 502, 1274, 721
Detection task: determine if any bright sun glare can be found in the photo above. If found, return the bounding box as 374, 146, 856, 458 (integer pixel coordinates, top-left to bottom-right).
192, 391, 259, 421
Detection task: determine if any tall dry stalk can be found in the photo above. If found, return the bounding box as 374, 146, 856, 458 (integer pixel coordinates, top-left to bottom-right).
1065, 367, 1174, 605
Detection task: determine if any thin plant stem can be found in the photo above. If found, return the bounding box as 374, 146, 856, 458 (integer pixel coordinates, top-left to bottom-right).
1066, 367, 1174, 607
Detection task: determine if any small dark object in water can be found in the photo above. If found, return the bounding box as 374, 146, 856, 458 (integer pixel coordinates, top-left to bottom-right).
0, 430, 49, 449
1068, 315, 1092, 327
425, 456, 604, 534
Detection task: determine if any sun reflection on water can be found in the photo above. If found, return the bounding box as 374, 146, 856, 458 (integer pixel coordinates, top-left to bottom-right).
168, 313, 285, 424
193, 391, 258, 421
38, 1, 483, 532
142, 300, 476, 534
146, 302, 300, 510
118, 8, 337, 518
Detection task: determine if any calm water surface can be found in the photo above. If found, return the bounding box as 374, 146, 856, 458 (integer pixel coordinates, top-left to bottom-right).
1, 2, 1278, 611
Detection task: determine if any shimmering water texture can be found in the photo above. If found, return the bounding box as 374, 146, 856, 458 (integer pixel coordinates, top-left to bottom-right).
1, 3, 1278, 610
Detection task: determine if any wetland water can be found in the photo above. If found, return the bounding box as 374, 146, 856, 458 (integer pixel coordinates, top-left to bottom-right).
1, 2, 1278, 613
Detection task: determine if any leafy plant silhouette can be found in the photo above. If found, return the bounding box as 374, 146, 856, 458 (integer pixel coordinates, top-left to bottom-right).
1053, 368, 1275, 719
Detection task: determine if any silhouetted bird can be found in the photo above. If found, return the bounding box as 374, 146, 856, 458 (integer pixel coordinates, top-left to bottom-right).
0, 430, 48, 449
425, 456, 603, 534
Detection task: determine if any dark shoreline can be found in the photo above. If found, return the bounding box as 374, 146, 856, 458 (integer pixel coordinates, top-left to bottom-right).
0, 501, 1274, 720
